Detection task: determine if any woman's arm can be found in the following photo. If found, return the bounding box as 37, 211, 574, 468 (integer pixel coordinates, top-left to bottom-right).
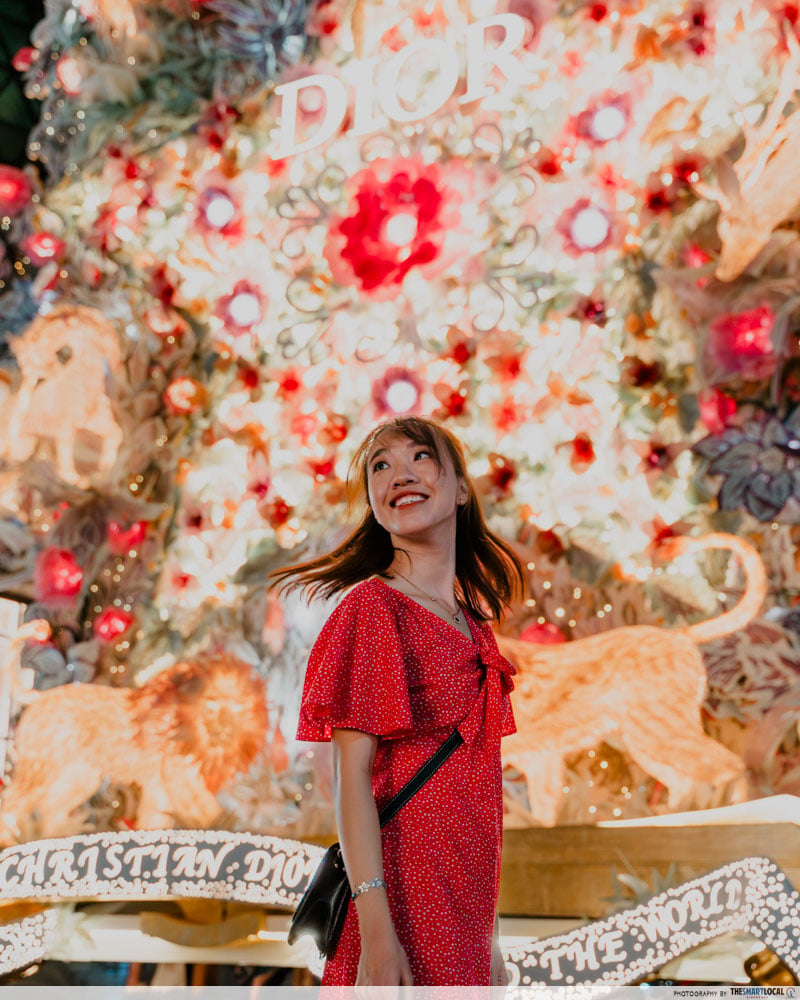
331, 727, 414, 985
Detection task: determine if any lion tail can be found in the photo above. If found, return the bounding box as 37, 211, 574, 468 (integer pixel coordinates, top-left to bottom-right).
673, 532, 767, 644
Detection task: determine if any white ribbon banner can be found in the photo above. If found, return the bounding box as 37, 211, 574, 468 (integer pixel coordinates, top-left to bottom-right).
0, 833, 797, 985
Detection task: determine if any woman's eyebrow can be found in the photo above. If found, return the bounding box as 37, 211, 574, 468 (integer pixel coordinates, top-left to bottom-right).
368, 447, 387, 463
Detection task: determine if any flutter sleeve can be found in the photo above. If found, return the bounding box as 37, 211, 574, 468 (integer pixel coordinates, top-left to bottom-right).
296, 581, 414, 742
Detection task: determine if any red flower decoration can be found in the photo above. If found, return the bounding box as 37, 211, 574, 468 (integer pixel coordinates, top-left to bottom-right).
34, 548, 84, 607
263, 497, 292, 528
94, 607, 135, 642
107, 520, 147, 555
276, 369, 304, 399
488, 453, 517, 495
705, 305, 776, 382
570, 432, 596, 472
318, 414, 349, 445
325, 156, 471, 300
433, 381, 470, 420
0, 165, 33, 216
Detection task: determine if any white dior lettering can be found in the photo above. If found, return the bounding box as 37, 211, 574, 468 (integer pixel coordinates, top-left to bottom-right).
271, 14, 532, 159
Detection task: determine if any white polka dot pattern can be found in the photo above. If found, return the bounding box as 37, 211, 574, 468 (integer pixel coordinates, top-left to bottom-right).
296, 578, 517, 985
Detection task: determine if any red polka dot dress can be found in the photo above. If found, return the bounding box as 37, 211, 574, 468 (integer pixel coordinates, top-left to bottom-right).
296, 577, 516, 986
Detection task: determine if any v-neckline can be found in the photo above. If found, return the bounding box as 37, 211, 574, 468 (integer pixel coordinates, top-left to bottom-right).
372, 577, 478, 646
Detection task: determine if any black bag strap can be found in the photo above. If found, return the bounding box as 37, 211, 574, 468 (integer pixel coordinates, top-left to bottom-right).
376, 728, 464, 828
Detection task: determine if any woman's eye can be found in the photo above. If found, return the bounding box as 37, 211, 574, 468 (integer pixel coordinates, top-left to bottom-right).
372, 460, 388, 472
415, 450, 431, 460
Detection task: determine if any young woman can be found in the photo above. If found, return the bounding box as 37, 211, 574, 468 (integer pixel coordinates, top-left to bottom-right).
271, 415, 525, 986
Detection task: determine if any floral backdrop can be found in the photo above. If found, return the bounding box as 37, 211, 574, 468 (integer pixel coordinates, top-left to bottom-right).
1, 0, 800, 838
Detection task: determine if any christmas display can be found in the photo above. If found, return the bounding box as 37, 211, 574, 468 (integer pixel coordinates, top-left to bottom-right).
1, 0, 800, 847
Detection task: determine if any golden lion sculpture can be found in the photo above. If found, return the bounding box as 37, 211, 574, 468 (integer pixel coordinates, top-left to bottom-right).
499, 534, 764, 825
2, 305, 124, 486
1, 654, 270, 841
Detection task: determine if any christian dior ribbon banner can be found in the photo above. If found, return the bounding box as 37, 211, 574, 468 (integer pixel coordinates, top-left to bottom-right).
503, 856, 800, 990
0, 834, 797, 984
0, 830, 320, 908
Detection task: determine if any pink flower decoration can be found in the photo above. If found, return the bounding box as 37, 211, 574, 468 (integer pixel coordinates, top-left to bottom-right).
574, 93, 631, 145
371, 367, 425, 415
196, 185, 242, 239
215, 280, 266, 331
107, 520, 147, 555
21, 232, 66, 265
557, 198, 615, 255
0, 165, 33, 216
93, 607, 135, 642
325, 156, 472, 301
519, 622, 567, 643
705, 305, 776, 382
34, 548, 84, 607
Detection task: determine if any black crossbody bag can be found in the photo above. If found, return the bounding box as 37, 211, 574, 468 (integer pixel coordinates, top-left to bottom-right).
287, 727, 464, 957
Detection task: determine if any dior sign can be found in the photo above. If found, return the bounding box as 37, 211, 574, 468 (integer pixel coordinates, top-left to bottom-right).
0, 829, 319, 908
270, 14, 533, 159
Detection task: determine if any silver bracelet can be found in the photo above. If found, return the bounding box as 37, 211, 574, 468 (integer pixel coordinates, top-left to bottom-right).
351, 877, 387, 900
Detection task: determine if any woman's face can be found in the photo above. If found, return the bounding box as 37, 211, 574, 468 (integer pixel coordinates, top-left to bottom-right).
366, 434, 466, 543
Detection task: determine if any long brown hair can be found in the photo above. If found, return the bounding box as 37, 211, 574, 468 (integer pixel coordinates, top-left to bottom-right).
269, 416, 525, 621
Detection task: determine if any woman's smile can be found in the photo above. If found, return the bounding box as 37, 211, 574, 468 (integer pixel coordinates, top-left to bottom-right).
366, 436, 461, 535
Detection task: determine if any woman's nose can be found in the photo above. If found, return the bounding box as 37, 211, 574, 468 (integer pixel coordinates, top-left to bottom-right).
393, 466, 418, 485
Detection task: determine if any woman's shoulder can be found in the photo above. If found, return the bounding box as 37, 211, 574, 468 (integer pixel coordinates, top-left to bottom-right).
325, 576, 396, 624
310, 577, 405, 660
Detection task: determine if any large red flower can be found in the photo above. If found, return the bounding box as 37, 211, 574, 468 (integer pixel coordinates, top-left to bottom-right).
324, 156, 472, 301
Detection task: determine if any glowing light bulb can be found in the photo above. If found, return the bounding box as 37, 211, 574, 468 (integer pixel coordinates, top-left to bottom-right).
384, 212, 418, 246
590, 105, 627, 141
203, 189, 236, 229
228, 291, 262, 327
570, 206, 611, 249
385, 377, 420, 412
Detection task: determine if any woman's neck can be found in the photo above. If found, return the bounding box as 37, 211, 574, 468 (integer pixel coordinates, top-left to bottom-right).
388, 544, 457, 601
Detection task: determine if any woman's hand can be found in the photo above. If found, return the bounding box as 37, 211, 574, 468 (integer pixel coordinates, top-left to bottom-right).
490, 942, 509, 986
491, 914, 509, 986
356, 927, 414, 986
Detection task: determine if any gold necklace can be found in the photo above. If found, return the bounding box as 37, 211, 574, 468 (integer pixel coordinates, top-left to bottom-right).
391, 569, 463, 625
